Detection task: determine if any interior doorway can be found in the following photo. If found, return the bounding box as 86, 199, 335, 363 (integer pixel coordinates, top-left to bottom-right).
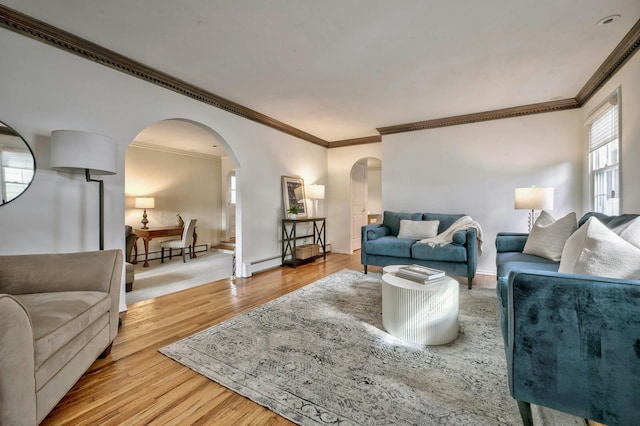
350, 157, 382, 252
123, 118, 240, 304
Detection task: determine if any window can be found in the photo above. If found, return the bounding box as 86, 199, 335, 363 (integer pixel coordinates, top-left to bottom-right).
229, 174, 236, 205
587, 90, 620, 215
1, 149, 34, 204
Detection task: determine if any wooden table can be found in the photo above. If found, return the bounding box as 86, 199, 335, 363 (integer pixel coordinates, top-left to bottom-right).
133, 226, 197, 267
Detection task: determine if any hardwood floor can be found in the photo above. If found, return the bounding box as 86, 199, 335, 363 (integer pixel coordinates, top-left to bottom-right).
43, 252, 371, 425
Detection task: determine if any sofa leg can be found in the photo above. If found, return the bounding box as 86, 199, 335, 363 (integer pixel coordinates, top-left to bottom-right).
517, 400, 533, 426
364, 265, 368, 274
468, 277, 473, 289
99, 342, 113, 359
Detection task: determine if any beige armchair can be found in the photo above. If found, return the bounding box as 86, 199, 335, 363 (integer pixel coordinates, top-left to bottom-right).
0, 249, 122, 425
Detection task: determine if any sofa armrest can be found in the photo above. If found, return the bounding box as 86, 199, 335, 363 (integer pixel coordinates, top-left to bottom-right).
496, 232, 529, 253
0, 294, 37, 426
362, 224, 388, 241
506, 270, 640, 424
464, 227, 478, 275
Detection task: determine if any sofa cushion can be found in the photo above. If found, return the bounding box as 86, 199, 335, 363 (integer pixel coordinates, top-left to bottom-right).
382, 211, 422, 236
422, 213, 464, 234
523, 211, 577, 261
497, 252, 559, 282
14, 291, 111, 368
558, 217, 640, 280
412, 242, 467, 262
365, 236, 415, 258
397, 219, 439, 239
496, 252, 559, 306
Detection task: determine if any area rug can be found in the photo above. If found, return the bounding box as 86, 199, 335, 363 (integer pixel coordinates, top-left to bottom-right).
127, 251, 234, 304
160, 269, 584, 425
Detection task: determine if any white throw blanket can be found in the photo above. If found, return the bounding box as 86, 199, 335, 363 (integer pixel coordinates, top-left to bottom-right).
418, 215, 484, 255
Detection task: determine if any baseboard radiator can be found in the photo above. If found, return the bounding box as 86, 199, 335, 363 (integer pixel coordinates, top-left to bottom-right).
243, 255, 281, 276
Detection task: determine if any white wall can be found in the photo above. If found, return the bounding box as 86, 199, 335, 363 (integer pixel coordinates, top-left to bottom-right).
327, 143, 382, 253
367, 161, 382, 215
125, 145, 222, 254
0, 28, 326, 305
382, 110, 584, 274
581, 50, 640, 214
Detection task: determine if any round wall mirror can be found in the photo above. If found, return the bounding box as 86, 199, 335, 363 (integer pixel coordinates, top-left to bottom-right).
0, 121, 35, 205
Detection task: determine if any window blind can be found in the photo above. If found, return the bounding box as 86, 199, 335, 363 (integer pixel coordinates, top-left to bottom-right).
1, 149, 33, 168
588, 100, 618, 152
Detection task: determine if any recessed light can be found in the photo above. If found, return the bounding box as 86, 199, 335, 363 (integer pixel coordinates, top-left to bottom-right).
597, 14, 621, 26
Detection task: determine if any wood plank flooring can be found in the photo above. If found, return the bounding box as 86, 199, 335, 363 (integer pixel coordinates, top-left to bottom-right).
43, 252, 370, 425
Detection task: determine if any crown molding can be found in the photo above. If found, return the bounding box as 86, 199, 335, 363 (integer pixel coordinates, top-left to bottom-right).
0, 5, 329, 148
575, 18, 640, 104
377, 98, 580, 135
328, 135, 382, 148
0, 5, 638, 145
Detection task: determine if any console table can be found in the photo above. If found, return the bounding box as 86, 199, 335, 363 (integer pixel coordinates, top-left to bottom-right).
133, 226, 197, 267
281, 217, 326, 267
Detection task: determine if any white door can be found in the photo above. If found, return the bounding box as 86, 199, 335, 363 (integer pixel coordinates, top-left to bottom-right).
351, 159, 368, 251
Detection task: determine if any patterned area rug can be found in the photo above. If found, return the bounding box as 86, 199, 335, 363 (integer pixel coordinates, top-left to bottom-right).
160, 269, 583, 425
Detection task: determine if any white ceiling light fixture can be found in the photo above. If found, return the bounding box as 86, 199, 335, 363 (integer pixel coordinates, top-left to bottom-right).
596, 15, 621, 26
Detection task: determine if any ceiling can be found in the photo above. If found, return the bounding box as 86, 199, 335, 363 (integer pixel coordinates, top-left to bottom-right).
2, 1, 640, 155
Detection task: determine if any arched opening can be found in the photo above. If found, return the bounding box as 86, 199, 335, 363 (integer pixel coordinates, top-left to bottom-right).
350, 157, 382, 252
123, 118, 240, 303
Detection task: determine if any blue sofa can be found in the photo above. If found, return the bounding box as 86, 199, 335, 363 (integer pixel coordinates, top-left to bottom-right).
361, 211, 479, 289
495, 212, 640, 425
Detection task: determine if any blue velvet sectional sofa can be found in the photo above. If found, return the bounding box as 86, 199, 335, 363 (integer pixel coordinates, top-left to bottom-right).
361, 211, 478, 289
495, 212, 640, 425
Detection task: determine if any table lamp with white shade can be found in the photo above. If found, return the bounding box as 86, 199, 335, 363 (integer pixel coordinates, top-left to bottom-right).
514, 187, 554, 231
50, 130, 117, 250
134, 197, 155, 229
306, 184, 325, 218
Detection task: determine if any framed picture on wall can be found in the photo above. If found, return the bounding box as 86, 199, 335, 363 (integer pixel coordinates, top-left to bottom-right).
282, 176, 306, 218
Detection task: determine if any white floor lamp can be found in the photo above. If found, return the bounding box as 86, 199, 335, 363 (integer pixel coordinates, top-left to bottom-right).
50, 130, 117, 250
514, 187, 554, 231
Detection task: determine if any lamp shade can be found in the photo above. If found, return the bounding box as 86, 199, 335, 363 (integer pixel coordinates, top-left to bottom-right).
514, 187, 554, 210
135, 197, 155, 209
306, 184, 325, 200
50, 130, 117, 175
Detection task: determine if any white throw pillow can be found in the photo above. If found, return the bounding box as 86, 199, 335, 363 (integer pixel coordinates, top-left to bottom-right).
559, 217, 640, 280
397, 220, 439, 239
522, 211, 577, 261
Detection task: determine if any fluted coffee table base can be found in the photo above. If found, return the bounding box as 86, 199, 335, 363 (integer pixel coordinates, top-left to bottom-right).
381, 265, 459, 345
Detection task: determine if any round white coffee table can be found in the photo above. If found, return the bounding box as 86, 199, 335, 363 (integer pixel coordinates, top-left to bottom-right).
381, 265, 459, 345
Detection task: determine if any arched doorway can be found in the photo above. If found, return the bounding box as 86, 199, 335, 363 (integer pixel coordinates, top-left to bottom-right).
123, 118, 240, 303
